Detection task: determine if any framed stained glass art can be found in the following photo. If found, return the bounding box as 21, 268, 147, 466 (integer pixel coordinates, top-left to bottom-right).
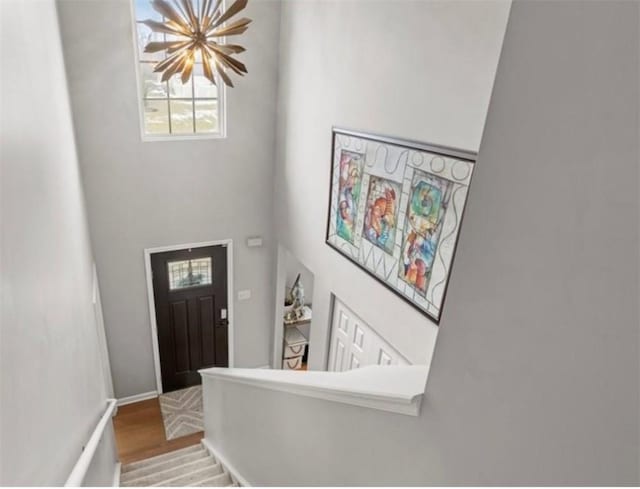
325, 128, 477, 324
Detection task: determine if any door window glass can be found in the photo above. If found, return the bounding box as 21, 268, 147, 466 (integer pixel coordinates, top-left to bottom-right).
168, 257, 212, 290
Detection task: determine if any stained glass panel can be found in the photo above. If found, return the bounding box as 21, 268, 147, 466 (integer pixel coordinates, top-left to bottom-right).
168, 258, 212, 290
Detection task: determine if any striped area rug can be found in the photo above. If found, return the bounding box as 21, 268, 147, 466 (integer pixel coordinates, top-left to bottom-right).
158, 385, 203, 440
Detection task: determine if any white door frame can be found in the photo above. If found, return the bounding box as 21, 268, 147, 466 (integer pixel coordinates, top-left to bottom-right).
144, 239, 234, 394
271, 245, 286, 369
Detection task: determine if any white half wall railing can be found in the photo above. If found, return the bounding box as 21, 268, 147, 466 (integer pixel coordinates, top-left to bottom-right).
65, 398, 117, 487
200, 365, 428, 416
199, 365, 429, 486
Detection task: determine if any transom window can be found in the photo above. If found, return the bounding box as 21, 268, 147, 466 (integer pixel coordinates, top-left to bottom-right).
132, 0, 225, 139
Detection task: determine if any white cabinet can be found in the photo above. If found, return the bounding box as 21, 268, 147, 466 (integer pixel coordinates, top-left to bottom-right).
328, 299, 410, 372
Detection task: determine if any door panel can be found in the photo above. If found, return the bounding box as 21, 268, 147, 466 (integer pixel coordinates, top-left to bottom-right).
332, 337, 346, 371
330, 308, 350, 371
215, 323, 229, 367
187, 297, 202, 370
328, 298, 410, 371
349, 352, 360, 370
200, 297, 216, 365
151, 245, 228, 392
170, 300, 190, 373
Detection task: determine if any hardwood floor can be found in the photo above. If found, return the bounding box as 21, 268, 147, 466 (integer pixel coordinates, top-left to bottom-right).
113, 397, 203, 465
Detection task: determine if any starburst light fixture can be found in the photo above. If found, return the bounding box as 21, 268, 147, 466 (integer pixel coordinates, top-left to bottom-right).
142, 0, 251, 87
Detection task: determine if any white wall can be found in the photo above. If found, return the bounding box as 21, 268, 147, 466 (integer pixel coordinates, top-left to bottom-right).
0, 0, 117, 484
272, 245, 314, 365
221, 0, 637, 484
283, 248, 314, 305
275, 0, 511, 368
56, 0, 281, 398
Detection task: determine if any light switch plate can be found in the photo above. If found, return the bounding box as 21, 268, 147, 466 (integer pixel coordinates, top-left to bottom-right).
238, 289, 251, 300
247, 237, 263, 247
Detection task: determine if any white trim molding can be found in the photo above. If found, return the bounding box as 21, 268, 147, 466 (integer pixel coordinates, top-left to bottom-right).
144, 239, 235, 394
93, 263, 115, 399
201, 438, 250, 487
117, 391, 158, 407
200, 365, 427, 416
112, 463, 121, 487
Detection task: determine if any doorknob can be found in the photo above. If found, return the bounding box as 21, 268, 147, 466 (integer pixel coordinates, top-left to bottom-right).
218, 319, 229, 326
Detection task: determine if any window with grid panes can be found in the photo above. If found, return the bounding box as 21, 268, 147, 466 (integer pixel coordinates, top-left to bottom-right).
132, 0, 225, 138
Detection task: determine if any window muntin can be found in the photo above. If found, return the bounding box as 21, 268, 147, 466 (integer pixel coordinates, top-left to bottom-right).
132, 0, 225, 138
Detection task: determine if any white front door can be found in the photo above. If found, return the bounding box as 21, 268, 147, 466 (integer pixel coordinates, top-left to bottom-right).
328, 298, 410, 371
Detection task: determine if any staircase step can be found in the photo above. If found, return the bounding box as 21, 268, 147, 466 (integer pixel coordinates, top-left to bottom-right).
122, 444, 204, 473
191, 472, 234, 487
120, 449, 209, 483
124, 456, 218, 486
151, 463, 224, 487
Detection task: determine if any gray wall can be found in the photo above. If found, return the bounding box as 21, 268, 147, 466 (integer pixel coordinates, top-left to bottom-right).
283, 247, 314, 339
283, 248, 314, 305
57, 0, 281, 398
274, 0, 511, 368
225, 0, 638, 484
0, 0, 117, 484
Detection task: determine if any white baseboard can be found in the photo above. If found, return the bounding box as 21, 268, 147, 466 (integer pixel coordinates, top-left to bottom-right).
117, 390, 158, 406
112, 462, 121, 487
201, 438, 250, 487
